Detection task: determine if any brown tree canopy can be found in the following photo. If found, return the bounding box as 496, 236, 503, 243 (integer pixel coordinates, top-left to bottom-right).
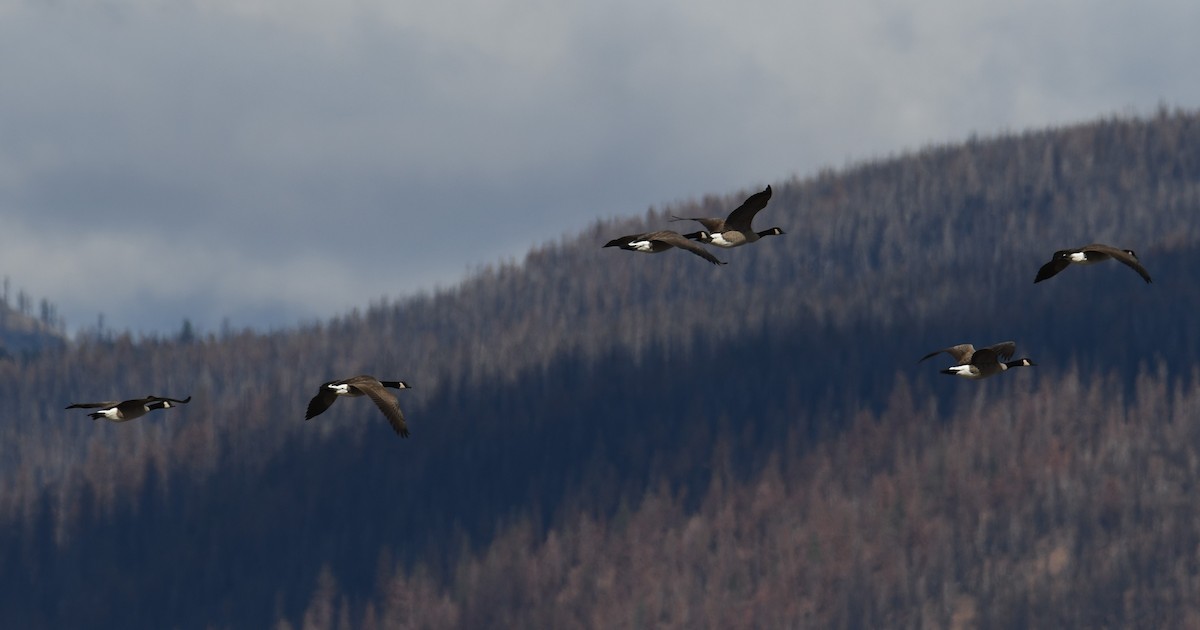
2, 109, 1200, 628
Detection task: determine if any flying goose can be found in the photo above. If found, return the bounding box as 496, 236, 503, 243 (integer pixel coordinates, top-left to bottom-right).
66, 395, 191, 422
603, 230, 727, 265
670, 185, 784, 248
306, 375, 412, 437
919, 341, 1036, 380
1034, 243, 1152, 284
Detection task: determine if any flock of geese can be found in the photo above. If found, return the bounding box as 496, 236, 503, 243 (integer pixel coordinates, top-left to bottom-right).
64, 186, 1155, 433
603, 186, 1153, 383
67, 377, 413, 436
603, 185, 784, 265
916, 243, 1152, 379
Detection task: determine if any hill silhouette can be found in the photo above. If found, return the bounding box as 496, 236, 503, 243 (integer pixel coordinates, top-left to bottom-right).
2, 109, 1200, 628
0, 280, 65, 359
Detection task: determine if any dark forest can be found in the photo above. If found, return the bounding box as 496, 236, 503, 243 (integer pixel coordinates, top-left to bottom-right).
2, 110, 1200, 628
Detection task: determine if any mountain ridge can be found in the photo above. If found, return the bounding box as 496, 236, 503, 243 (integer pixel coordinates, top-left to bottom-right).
2, 109, 1200, 628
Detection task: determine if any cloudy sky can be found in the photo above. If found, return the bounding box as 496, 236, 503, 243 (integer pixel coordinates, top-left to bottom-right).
2, 0, 1198, 335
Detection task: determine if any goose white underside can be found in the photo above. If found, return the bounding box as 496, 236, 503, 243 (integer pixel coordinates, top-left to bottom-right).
1070, 252, 1107, 264
945, 365, 983, 379
708, 233, 736, 247
328, 383, 361, 396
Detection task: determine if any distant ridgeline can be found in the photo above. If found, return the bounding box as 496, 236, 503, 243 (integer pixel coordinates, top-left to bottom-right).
0, 278, 65, 358
2, 109, 1200, 628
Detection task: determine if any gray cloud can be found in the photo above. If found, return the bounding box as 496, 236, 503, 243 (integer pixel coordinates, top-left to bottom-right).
2, 0, 1198, 334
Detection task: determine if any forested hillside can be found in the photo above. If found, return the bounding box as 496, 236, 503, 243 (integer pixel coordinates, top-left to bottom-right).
2, 110, 1199, 628
0, 279, 65, 358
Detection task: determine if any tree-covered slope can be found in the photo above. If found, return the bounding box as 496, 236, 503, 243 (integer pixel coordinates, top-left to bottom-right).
0, 281, 65, 358
2, 109, 1199, 628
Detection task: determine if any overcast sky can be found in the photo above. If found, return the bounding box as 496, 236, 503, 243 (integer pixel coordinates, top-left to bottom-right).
2, 0, 1198, 335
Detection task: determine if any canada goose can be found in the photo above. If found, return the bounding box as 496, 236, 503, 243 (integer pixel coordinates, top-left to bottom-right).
603, 230, 727, 265
919, 341, 1036, 380
66, 395, 191, 422
683, 227, 785, 247
306, 375, 411, 437
1034, 243, 1152, 283
670, 185, 784, 248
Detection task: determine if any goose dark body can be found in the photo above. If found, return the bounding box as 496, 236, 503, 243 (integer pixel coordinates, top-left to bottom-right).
670, 185, 784, 248
603, 230, 727, 265
66, 395, 191, 422
1035, 243, 1152, 283
920, 342, 1036, 380
306, 375, 412, 437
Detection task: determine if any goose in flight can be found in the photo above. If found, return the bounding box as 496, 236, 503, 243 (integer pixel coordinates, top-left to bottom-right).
603, 230, 726, 265
306, 375, 412, 437
66, 395, 191, 422
920, 341, 1036, 380
1034, 244, 1152, 283
670, 185, 784, 248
